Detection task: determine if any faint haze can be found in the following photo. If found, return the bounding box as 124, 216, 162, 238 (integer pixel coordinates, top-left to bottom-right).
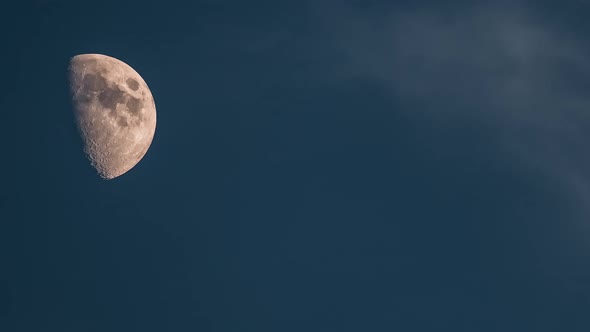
4, 0, 590, 330
314, 1, 590, 223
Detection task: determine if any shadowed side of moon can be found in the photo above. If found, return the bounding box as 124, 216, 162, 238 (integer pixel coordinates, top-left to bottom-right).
68, 54, 157, 179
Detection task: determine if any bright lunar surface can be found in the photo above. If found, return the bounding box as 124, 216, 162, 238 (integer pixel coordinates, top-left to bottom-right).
68, 53, 157, 179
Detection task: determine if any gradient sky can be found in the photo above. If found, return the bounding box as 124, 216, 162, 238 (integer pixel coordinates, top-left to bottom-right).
2, 0, 590, 331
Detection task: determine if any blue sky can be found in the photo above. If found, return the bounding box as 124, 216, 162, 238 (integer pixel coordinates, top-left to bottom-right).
1, 0, 590, 331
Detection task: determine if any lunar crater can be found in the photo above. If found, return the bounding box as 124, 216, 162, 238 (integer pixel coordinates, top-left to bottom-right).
82, 73, 108, 92
125, 97, 143, 115
117, 117, 129, 127
97, 85, 126, 111
126, 78, 139, 91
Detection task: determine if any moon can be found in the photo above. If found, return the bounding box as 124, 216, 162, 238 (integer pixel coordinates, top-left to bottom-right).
68, 54, 156, 179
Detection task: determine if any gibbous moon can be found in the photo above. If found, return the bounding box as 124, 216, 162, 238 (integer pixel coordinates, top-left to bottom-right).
68, 54, 156, 179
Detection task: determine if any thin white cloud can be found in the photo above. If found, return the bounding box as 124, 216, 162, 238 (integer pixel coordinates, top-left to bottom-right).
315, 2, 590, 221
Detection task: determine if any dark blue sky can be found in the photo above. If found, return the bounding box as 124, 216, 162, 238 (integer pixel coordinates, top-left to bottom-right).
2, 0, 590, 331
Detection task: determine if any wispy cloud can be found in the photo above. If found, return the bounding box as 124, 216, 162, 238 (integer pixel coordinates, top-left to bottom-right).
315, 2, 590, 218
